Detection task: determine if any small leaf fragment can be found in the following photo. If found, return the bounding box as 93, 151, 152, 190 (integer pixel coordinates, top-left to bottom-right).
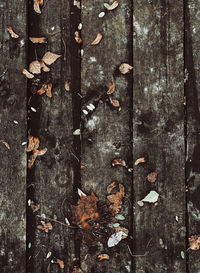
98, 12, 105, 18
31, 201, 40, 212
141, 190, 159, 203
74, 0, 81, 9
46, 251, 52, 259
40, 60, 51, 72
2, 142, 10, 150
33, 0, 42, 14
37, 222, 53, 233
56, 259, 64, 269
7, 26, 19, 38
28, 242, 31, 248
29, 37, 47, 43
104, 3, 110, 9
115, 214, 125, 221
108, 231, 127, 247
78, 188, 87, 197
37, 84, 52, 98
147, 172, 157, 183
98, 254, 109, 261
22, 69, 34, 79
105, 1, 119, 10
137, 200, 144, 207
75, 31, 82, 44
181, 251, 185, 259
42, 51, 62, 65
107, 181, 117, 194
119, 63, 133, 74
65, 80, 71, 91
110, 98, 120, 108
189, 235, 200, 250
73, 129, 80, 135
134, 157, 146, 166
112, 158, 126, 167
29, 60, 41, 74
107, 82, 115, 94
91, 33, 103, 45
113, 223, 120, 228
27, 136, 40, 152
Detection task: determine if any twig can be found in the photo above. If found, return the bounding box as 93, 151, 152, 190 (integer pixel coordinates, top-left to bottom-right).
62, 38, 67, 61
36, 214, 78, 229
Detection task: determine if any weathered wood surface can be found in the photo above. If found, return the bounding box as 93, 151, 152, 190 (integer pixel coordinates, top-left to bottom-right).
80, 1, 133, 272
185, 0, 200, 272
132, 1, 186, 272
26, 0, 79, 272
0, 1, 27, 272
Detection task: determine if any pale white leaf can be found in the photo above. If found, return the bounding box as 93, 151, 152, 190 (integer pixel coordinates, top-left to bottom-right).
141, 190, 159, 203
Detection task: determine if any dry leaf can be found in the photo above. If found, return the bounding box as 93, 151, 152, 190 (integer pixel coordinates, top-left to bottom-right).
29, 37, 47, 43
37, 84, 52, 98
28, 152, 38, 169
72, 266, 83, 273
108, 231, 127, 247
37, 148, 47, 156
75, 31, 82, 44
147, 172, 157, 183
134, 157, 146, 166
98, 254, 109, 261
42, 51, 62, 65
40, 61, 50, 72
110, 98, 120, 107
107, 181, 117, 194
119, 63, 133, 74
189, 235, 200, 250
31, 201, 40, 212
91, 33, 103, 45
65, 80, 71, 91
34, 0, 41, 14
37, 221, 53, 233
73, 0, 81, 9
107, 184, 125, 214
107, 82, 115, 94
106, 1, 119, 10
112, 158, 126, 167
29, 60, 41, 74
115, 226, 129, 237
2, 142, 10, 150
7, 26, 19, 38
27, 136, 40, 152
71, 192, 99, 229
56, 259, 64, 269
22, 69, 34, 79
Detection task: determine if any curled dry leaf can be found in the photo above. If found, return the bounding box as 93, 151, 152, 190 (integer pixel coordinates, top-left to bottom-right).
31, 201, 40, 212
56, 259, 64, 269
42, 51, 62, 65
65, 80, 71, 91
98, 254, 109, 261
72, 266, 83, 273
37, 84, 52, 98
189, 235, 200, 250
40, 61, 50, 72
74, 31, 82, 44
2, 142, 10, 150
34, 0, 43, 14
107, 181, 117, 194
134, 157, 146, 166
37, 221, 53, 233
22, 69, 34, 79
7, 26, 19, 38
119, 63, 133, 74
71, 192, 99, 229
110, 98, 120, 108
106, 1, 119, 10
107, 82, 115, 94
91, 33, 103, 45
29, 60, 41, 74
107, 184, 125, 214
147, 172, 157, 183
29, 37, 47, 43
27, 136, 40, 152
112, 158, 126, 167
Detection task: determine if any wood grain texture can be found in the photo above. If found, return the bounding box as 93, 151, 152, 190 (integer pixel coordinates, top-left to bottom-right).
26, 0, 79, 272
0, 1, 27, 272
132, 1, 186, 272
80, 1, 133, 272
185, 0, 200, 271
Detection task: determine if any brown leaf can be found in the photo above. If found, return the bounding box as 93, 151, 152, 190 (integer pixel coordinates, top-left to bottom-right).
71, 192, 99, 229
31, 201, 40, 212
134, 157, 146, 166
75, 31, 82, 44
42, 51, 62, 65
112, 158, 126, 167
2, 142, 10, 150
37, 221, 53, 233
40, 61, 50, 72
29, 61, 41, 74
37, 148, 47, 156
189, 235, 200, 250
22, 69, 34, 79
27, 136, 40, 152
119, 63, 133, 74
7, 26, 19, 38
106, 1, 119, 10
72, 266, 83, 273
37, 84, 52, 98
91, 33, 103, 45
56, 259, 64, 269
65, 80, 71, 91
107, 184, 125, 214
46, 84, 52, 98
98, 254, 109, 261
29, 37, 47, 43
107, 181, 117, 194
115, 226, 129, 238
107, 82, 115, 94
147, 172, 157, 183
28, 151, 38, 169
110, 98, 120, 107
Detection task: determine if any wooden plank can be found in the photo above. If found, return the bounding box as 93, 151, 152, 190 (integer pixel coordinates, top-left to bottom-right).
80, 1, 133, 272
26, 1, 80, 272
132, 1, 186, 272
0, 1, 27, 272
185, 0, 200, 271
